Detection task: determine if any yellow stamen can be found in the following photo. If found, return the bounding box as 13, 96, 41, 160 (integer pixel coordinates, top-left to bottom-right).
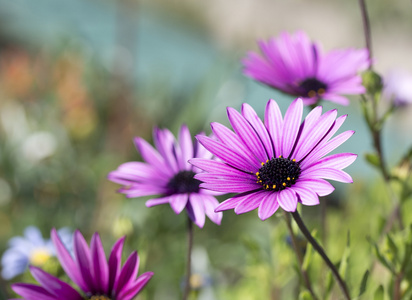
30, 248, 51, 266
273, 185, 276, 189
292, 159, 296, 162
282, 182, 286, 187
308, 90, 316, 98
266, 159, 269, 163
255, 172, 259, 176
278, 155, 282, 158
261, 162, 264, 166
318, 88, 325, 95
287, 177, 290, 181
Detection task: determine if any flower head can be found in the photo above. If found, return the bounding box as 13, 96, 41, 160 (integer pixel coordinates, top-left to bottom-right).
12, 229, 153, 300
243, 31, 370, 105
1, 226, 72, 280
108, 125, 223, 228
383, 70, 412, 106
190, 98, 356, 220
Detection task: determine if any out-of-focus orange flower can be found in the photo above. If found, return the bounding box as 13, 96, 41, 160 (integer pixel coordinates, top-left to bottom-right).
53, 54, 98, 139
0, 48, 35, 99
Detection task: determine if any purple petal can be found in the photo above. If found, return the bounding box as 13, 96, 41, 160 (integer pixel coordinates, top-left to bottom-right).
210, 122, 257, 161
134, 137, 171, 176
90, 233, 109, 294
108, 236, 125, 293
188, 193, 206, 228
195, 173, 257, 184
51, 229, 89, 293
145, 196, 171, 207
110, 162, 168, 183
169, 193, 189, 214
153, 128, 179, 173
293, 187, 320, 206
293, 109, 337, 161
12, 283, 58, 300
196, 135, 258, 172
117, 272, 154, 300
190, 158, 252, 178
301, 168, 353, 183
242, 103, 274, 159
73, 230, 95, 293
300, 115, 348, 168
29, 266, 82, 300
321, 93, 350, 105
281, 98, 303, 158
277, 189, 298, 212
118, 183, 167, 198
227, 107, 268, 163
178, 125, 194, 170
264, 99, 283, 157
201, 195, 223, 225
295, 179, 335, 196
200, 182, 260, 193
113, 251, 139, 296
215, 194, 250, 212
305, 153, 357, 171
234, 190, 267, 214
293, 105, 323, 159
258, 192, 280, 220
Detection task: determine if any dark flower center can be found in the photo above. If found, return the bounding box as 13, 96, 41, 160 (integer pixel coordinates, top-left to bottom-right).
256, 156, 301, 191
167, 171, 201, 195
299, 77, 327, 98
89, 296, 111, 300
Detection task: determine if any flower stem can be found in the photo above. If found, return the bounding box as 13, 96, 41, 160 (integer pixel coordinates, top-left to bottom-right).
283, 212, 319, 300
358, 0, 372, 68
291, 211, 351, 300
183, 217, 194, 300
358, 0, 403, 234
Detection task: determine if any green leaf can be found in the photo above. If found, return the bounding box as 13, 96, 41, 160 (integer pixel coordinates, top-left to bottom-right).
339, 231, 351, 280
364, 152, 381, 168
385, 233, 399, 265
374, 285, 384, 300
401, 242, 412, 272
358, 270, 369, 297
302, 230, 316, 271
370, 239, 395, 274
299, 290, 314, 300
325, 268, 335, 298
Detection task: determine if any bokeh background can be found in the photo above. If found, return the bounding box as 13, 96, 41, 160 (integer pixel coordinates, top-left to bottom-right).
0, 0, 411, 299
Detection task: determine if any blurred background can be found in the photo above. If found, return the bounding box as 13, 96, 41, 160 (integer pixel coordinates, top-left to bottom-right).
0, 0, 411, 299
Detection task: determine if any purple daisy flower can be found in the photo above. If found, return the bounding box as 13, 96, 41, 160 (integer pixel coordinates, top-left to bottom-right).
11, 229, 153, 300
243, 31, 370, 105
190, 98, 356, 220
383, 70, 412, 106
108, 125, 223, 228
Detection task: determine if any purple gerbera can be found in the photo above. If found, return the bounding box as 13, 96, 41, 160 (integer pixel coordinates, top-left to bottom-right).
190, 98, 356, 220
243, 31, 370, 105
12, 229, 153, 300
108, 125, 223, 228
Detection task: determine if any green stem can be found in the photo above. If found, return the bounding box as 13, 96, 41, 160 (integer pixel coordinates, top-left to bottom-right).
291, 211, 351, 300
182, 218, 194, 300
358, 0, 372, 68
283, 212, 319, 300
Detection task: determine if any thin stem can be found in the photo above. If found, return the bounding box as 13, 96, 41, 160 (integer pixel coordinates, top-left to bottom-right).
358, 0, 403, 233
358, 0, 372, 68
393, 272, 404, 300
182, 218, 194, 300
291, 211, 351, 300
283, 212, 319, 300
